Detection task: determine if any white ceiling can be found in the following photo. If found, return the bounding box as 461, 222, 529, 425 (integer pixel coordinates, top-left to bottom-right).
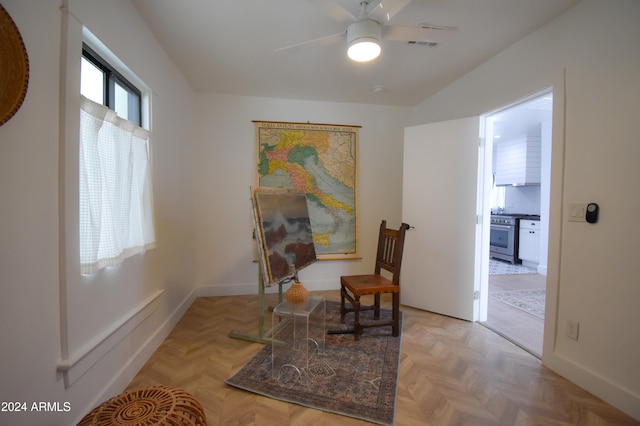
131, 0, 579, 107
491, 91, 553, 141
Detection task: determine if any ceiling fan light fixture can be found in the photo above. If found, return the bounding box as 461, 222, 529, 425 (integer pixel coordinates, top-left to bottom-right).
347, 20, 381, 62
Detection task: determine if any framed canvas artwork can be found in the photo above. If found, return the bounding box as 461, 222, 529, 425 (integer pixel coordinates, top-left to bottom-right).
251, 186, 317, 287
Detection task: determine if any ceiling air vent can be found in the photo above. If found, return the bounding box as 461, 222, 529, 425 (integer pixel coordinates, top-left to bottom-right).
408, 40, 438, 47
408, 23, 457, 47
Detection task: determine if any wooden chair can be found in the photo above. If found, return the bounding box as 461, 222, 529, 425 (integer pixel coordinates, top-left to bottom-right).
340, 220, 409, 340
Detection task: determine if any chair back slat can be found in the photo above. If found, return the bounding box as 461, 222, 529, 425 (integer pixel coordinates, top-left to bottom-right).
375, 220, 409, 285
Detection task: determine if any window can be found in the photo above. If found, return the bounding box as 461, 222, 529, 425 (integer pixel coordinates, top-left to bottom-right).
79, 43, 155, 275
81, 43, 141, 126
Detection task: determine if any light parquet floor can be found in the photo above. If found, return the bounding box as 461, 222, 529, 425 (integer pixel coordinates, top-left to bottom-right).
127, 291, 638, 425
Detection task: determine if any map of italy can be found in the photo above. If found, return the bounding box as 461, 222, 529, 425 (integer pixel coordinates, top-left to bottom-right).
256, 122, 358, 257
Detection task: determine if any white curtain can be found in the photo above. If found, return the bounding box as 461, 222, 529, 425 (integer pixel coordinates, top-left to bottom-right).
79, 96, 156, 275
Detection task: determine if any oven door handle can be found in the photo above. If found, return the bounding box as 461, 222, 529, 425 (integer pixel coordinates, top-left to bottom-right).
491, 224, 514, 229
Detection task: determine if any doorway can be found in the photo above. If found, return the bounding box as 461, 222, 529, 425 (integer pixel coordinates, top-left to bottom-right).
479, 90, 553, 358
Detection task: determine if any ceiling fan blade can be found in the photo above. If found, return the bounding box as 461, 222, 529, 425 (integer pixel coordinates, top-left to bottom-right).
307, 0, 356, 24
383, 25, 457, 43
274, 31, 345, 53
366, 0, 413, 23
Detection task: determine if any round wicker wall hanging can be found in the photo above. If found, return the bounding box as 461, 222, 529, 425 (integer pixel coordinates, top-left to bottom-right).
0, 3, 29, 127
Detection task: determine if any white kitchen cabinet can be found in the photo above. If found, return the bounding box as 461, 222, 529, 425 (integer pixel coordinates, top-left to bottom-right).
519, 220, 540, 264
495, 135, 541, 186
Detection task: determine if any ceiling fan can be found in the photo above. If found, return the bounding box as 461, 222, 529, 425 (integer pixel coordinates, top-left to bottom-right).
275, 0, 457, 62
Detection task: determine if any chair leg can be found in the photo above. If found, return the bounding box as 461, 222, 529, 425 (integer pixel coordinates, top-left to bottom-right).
340, 285, 346, 323
373, 293, 381, 320
392, 292, 400, 337
353, 296, 362, 341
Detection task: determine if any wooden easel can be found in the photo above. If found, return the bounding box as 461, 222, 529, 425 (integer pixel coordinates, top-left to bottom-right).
228, 188, 287, 344
229, 187, 316, 344
227, 264, 287, 344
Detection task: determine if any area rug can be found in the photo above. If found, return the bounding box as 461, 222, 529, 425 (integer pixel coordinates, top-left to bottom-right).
225, 301, 401, 425
489, 289, 546, 319
489, 259, 537, 275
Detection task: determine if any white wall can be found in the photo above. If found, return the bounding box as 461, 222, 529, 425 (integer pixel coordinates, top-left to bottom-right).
193, 93, 412, 296
0, 1, 196, 425
1, 0, 638, 424
0, 5, 410, 420
413, 0, 640, 419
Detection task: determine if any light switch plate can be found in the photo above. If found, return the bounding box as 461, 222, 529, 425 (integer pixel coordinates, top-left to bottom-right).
566, 319, 580, 340
569, 203, 586, 222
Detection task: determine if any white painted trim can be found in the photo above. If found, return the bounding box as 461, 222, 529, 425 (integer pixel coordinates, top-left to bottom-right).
57, 290, 163, 387
69, 287, 197, 424
545, 353, 640, 420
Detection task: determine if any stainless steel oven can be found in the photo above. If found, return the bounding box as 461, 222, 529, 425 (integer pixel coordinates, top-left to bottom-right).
490, 215, 518, 264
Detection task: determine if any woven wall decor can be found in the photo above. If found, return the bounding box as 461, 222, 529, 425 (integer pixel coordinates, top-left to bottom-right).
0, 3, 29, 127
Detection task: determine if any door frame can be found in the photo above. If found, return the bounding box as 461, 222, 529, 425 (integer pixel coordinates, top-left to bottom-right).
477, 87, 554, 323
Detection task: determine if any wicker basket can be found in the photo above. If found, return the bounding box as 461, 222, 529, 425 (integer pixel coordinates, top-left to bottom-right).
77, 386, 206, 426
285, 281, 309, 304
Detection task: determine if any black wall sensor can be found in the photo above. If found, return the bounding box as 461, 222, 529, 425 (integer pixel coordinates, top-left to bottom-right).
586, 203, 599, 223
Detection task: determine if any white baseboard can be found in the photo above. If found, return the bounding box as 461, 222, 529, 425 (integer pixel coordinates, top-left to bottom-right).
71, 287, 197, 424
57, 290, 164, 387
545, 352, 640, 421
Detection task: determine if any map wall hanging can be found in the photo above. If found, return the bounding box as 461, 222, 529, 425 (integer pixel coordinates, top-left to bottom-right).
255, 121, 359, 260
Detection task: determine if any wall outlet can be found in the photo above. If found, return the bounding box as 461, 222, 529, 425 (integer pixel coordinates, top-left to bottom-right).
566, 319, 580, 340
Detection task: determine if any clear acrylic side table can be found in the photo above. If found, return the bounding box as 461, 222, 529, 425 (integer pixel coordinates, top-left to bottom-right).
271, 295, 325, 386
